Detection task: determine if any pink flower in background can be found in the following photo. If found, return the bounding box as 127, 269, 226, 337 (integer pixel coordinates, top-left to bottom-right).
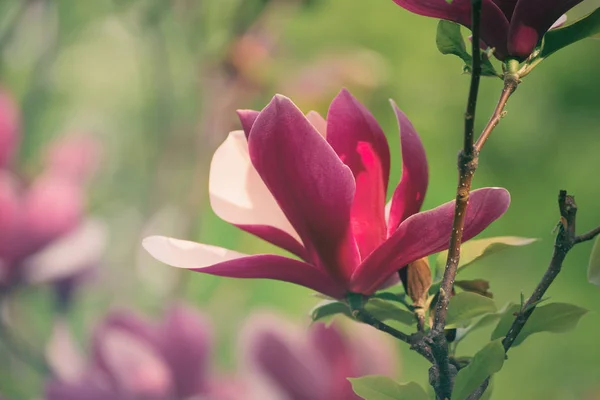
46, 305, 235, 400
240, 313, 398, 400
0, 89, 105, 287
144, 89, 510, 298
0, 89, 19, 168
391, 0, 582, 60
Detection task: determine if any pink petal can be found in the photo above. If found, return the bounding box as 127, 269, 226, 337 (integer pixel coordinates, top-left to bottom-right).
508, 0, 583, 59
248, 95, 359, 283
45, 378, 123, 400
392, 0, 511, 59
209, 130, 305, 258
46, 318, 86, 382
350, 187, 511, 294
156, 305, 212, 398
237, 109, 260, 139
326, 89, 390, 259
0, 89, 20, 169
142, 236, 345, 298
44, 134, 103, 184
386, 101, 428, 235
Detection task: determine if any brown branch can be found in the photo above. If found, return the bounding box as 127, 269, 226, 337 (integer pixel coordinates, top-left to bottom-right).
468, 191, 600, 399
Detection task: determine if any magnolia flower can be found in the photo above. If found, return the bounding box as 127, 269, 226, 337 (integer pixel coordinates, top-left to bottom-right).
240, 313, 399, 400
392, 0, 583, 60
45, 305, 234, 400
143, 89, 510, 299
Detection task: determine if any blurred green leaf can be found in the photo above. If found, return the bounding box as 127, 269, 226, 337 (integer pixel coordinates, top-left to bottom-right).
372, 292, 413, 310
540, 7, 600, 59
435, 237, 537, 280
310, 300, 351, 322
349, 376, 429, 400
446, 292, 497, 329
491, 303, 589, 346
452, 340, 505, 400
587, 235, 600, 287
365, 299, 415, 326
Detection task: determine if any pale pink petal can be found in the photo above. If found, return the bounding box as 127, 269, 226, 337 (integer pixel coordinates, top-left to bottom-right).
248, 95, 359, 283
209, 130, 305, 258
386, 101, 428, 235
550, 14, 567, 29
142, 236, 345, 298
326, 89, 390, 258
306, 111, 327, 137
23, 218, 107, 284
46, 318, 86, 382
350, 188, 511, 294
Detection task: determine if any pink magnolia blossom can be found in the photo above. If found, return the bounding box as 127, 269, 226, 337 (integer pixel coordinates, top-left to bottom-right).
239, 313, 399, 400
392, 0, 583, 60
45, 305, 234, 400
143, 89, 510, 298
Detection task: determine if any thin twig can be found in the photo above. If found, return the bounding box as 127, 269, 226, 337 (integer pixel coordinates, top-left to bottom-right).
468, 191, 600, 399
353, 308, 435, 364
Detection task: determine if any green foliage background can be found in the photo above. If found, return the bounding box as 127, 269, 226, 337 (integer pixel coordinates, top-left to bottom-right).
1, 0, 599, 398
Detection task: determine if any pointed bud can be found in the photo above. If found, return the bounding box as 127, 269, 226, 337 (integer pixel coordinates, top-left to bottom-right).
404, 257, 432, 308
455, 279, 493, 298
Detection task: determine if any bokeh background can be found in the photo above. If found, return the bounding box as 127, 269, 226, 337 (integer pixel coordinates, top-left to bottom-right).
1, 0, 599, 399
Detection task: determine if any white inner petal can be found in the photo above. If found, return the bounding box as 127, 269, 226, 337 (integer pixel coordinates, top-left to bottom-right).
142, 236, 246, 269
209, 131, 301, 242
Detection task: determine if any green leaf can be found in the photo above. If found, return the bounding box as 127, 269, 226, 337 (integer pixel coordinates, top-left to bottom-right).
446, 292, 497, 329
372, 292, 413, 310
540, 7, 600, 59
587, 235, 600, 287
365, 299, 415, 326
452, 340, 505, 400
436, 20, 470, 61
310, 300, 352, 322
491, 302, 589, 346
435, 236, 537, 280
349, 376, 429, 400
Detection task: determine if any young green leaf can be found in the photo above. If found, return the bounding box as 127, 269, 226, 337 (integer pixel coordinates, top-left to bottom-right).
452, 340, 505, 400
446, 292, 497, 329
436, 20, 470, 61
349, 376, 429, 400
540, 8, 600, 59
365, 299, 415, 326
310, 300, 352, 322
435, 236, 537, 280
455, 303, 517, 344
587, 235, 600, 287
491, 302, 589, 346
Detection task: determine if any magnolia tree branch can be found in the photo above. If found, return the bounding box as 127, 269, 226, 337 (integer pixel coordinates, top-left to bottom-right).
467, 191, 600, 399
428, 2, 520, 398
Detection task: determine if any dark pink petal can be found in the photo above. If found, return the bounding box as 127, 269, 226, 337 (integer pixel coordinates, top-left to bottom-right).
310, 324, 359, 400
0, 90, 20, 169
392, 0, 511, 59
156, 305, 212, 398
248, 95, 359, 283
326, 89, 390, 259
45, 378, 124, 400
491, 0, 518, 18
350, 188, 510, 294
508, 0, 584, 59
143, 236, 346, 298
251, 330, 328, 400
386, 101, 428, 235
236, 109, 260, 138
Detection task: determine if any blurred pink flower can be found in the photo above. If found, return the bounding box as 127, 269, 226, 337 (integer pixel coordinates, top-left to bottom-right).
144, 89, 510, 298
45, 305, 234, 400
239, 313, 399, 400
0, 89, 19, 169
392, 0, 581, 60
44, 133, 103, 184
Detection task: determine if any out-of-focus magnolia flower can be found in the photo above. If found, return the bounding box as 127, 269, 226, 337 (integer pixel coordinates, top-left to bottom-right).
0, 89, 19, 168
46, 305, 234, 400
392, 0, 583, 60
239, 313, 399, 400
44, 133, 103, 184
143, 89, 510, 299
